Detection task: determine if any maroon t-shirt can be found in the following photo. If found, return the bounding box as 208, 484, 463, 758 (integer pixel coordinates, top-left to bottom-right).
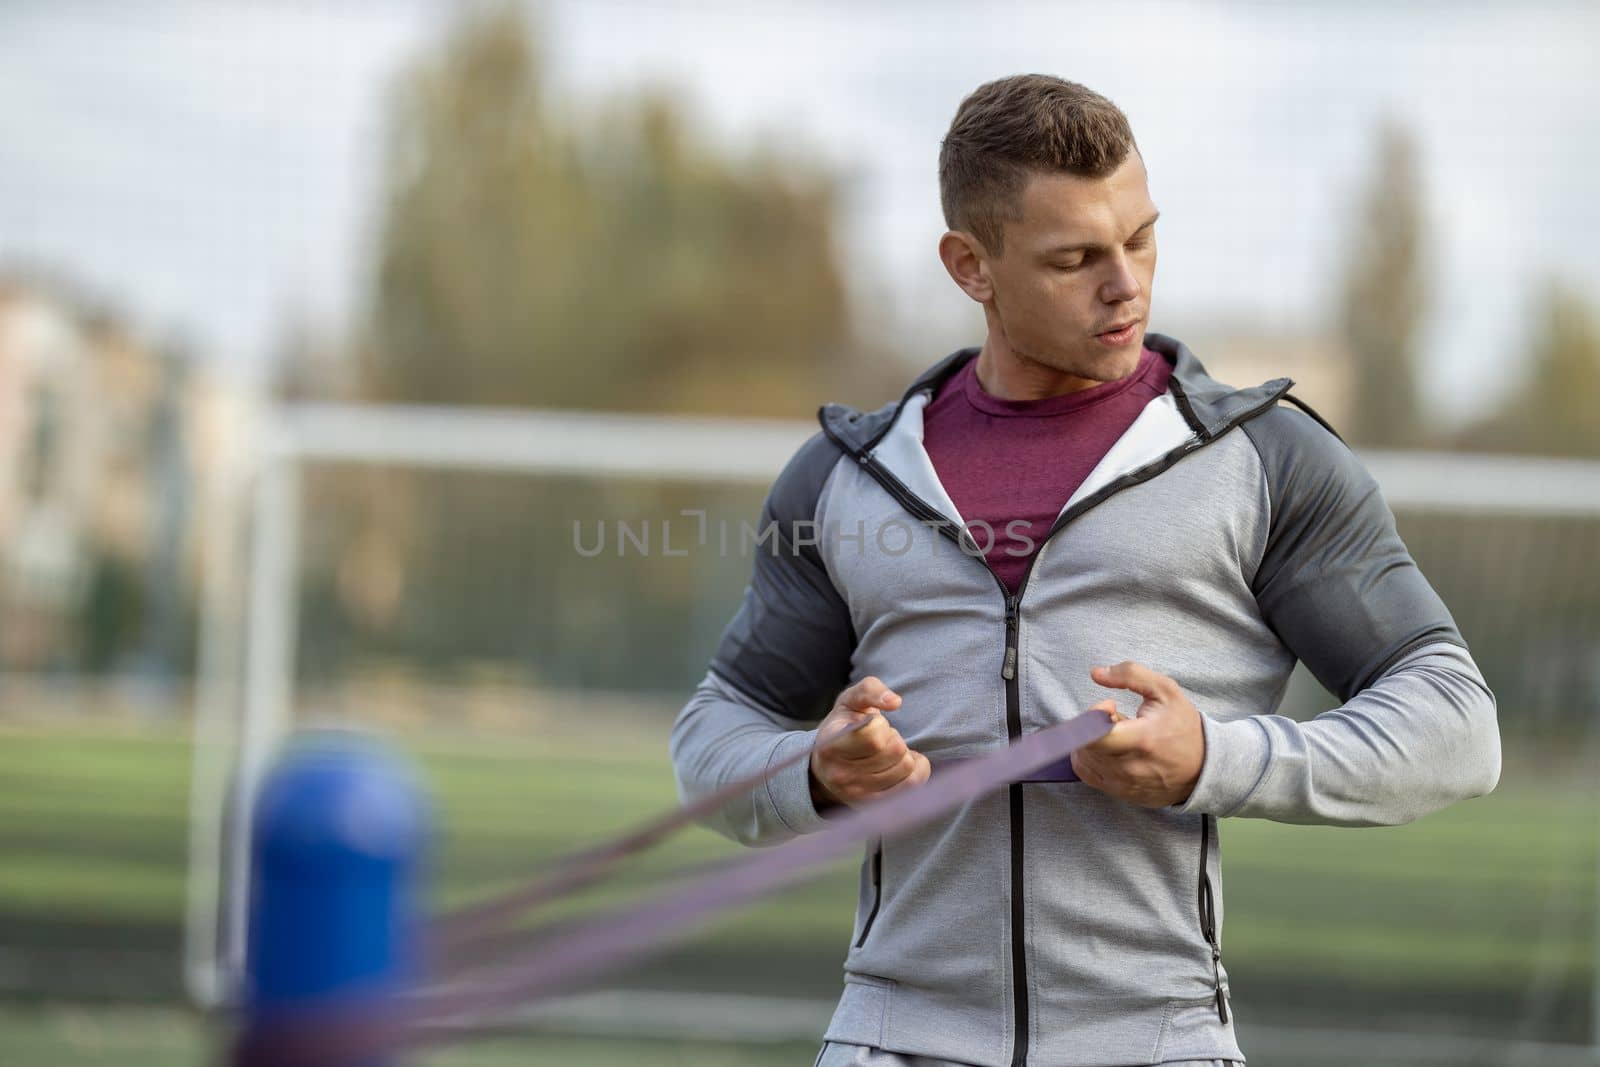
922, 345, 1174, 596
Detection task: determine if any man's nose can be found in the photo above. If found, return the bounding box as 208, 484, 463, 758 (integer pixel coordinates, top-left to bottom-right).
1099, 252, 1142, 303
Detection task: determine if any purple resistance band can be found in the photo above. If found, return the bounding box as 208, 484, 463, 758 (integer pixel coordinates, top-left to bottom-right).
423, 709, 1113, 1035
232, 708, 1115, 1065
433, 714, 879, 960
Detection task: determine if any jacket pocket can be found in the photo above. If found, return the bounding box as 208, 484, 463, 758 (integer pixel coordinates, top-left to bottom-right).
1024, 781, 1216, 1005
854, 839, 884, 948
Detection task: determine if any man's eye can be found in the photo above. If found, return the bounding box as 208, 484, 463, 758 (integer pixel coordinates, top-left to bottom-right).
1052, 261, 1083, 272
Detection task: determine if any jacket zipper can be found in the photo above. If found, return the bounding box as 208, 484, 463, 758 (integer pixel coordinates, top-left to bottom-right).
826, 382, 1287, 1057
1198, 813, 1228, 1022
855, 840, 884, 948
854, 452, 1037, 1064
1002, 592, 1029, 1065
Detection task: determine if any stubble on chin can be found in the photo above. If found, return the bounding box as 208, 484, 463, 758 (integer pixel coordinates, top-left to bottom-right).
1015, 340, 1136, 384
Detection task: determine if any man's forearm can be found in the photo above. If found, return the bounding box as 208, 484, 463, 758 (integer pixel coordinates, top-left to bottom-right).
1173, 641, 1501, 826
669, 669, 831, 847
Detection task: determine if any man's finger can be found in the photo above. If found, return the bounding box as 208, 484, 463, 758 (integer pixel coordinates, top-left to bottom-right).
908, 750, 932, 785
876, 751, 933, 797
839, 676, 902, 714
1090, 660, 1172, 704
1070, 749, 1105, 790
1080, 717, 1146, 757
863, 749, 932, 797
823, 710, 900, 760
859, 749, 921, 790
843, 724, 909, 769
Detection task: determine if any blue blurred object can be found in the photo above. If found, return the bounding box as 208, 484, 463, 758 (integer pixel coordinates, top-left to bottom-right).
240, 728, 429, 1065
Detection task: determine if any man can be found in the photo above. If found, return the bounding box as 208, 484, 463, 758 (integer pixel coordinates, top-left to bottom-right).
668, 74, 1501, 1067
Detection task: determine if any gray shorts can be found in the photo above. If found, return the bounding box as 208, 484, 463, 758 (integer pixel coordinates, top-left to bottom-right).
813, 1042, 1241, 1067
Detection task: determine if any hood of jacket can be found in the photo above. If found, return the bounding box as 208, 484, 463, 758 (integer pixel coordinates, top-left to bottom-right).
816, 330, 1295, 455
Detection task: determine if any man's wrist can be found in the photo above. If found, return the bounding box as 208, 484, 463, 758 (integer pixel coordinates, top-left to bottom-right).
809, 765, 844, 816
1167, 713, 1271, 817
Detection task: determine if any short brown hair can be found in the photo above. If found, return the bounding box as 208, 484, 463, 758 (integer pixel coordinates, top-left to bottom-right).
939, 74, 1138, 255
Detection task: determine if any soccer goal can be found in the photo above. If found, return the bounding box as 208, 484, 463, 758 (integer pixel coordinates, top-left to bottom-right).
185, 399, 1600, 1064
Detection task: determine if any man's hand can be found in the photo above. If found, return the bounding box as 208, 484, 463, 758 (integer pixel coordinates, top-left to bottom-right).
809, 676, 931, 813
1070, 661, 1205, 808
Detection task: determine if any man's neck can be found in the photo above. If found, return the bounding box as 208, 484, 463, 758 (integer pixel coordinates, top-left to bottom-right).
973, 340, 1121, 402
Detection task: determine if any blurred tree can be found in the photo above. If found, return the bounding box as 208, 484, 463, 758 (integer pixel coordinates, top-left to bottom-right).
314, 2, 914, 698
1335, 118, 1432, 448
1454, 279, 1600, 457
1434, 281, 1600, 740
79, 552, 142, 674
363, 1, 888, 416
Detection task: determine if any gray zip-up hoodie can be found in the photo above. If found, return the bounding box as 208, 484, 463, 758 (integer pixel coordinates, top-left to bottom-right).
668, 332, 1502, 1066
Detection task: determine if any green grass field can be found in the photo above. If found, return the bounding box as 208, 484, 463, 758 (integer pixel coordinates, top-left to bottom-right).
0, 1003, 823, 1066
0, 720, 1591, 1063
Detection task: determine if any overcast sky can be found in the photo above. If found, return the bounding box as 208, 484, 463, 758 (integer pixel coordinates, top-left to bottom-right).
2, 0, 1596, 425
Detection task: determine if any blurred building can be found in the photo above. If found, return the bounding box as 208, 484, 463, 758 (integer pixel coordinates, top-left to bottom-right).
0, 274, 240, 678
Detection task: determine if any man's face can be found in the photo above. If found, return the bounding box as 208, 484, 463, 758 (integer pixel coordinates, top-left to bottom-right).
979, 152, 1159, 382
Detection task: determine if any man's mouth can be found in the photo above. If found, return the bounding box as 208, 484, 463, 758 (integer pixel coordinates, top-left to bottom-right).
1095, 320, 1140, 345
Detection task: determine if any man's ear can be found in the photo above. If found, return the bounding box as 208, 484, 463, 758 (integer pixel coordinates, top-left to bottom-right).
938, 230, 994, 303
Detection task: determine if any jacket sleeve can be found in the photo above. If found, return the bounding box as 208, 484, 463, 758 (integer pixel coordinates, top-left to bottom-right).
1170, 403, 1502, 827
668, 429, 856, 847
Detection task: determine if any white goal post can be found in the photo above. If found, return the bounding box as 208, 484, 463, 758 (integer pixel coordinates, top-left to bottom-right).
182, 402, 814, 1009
